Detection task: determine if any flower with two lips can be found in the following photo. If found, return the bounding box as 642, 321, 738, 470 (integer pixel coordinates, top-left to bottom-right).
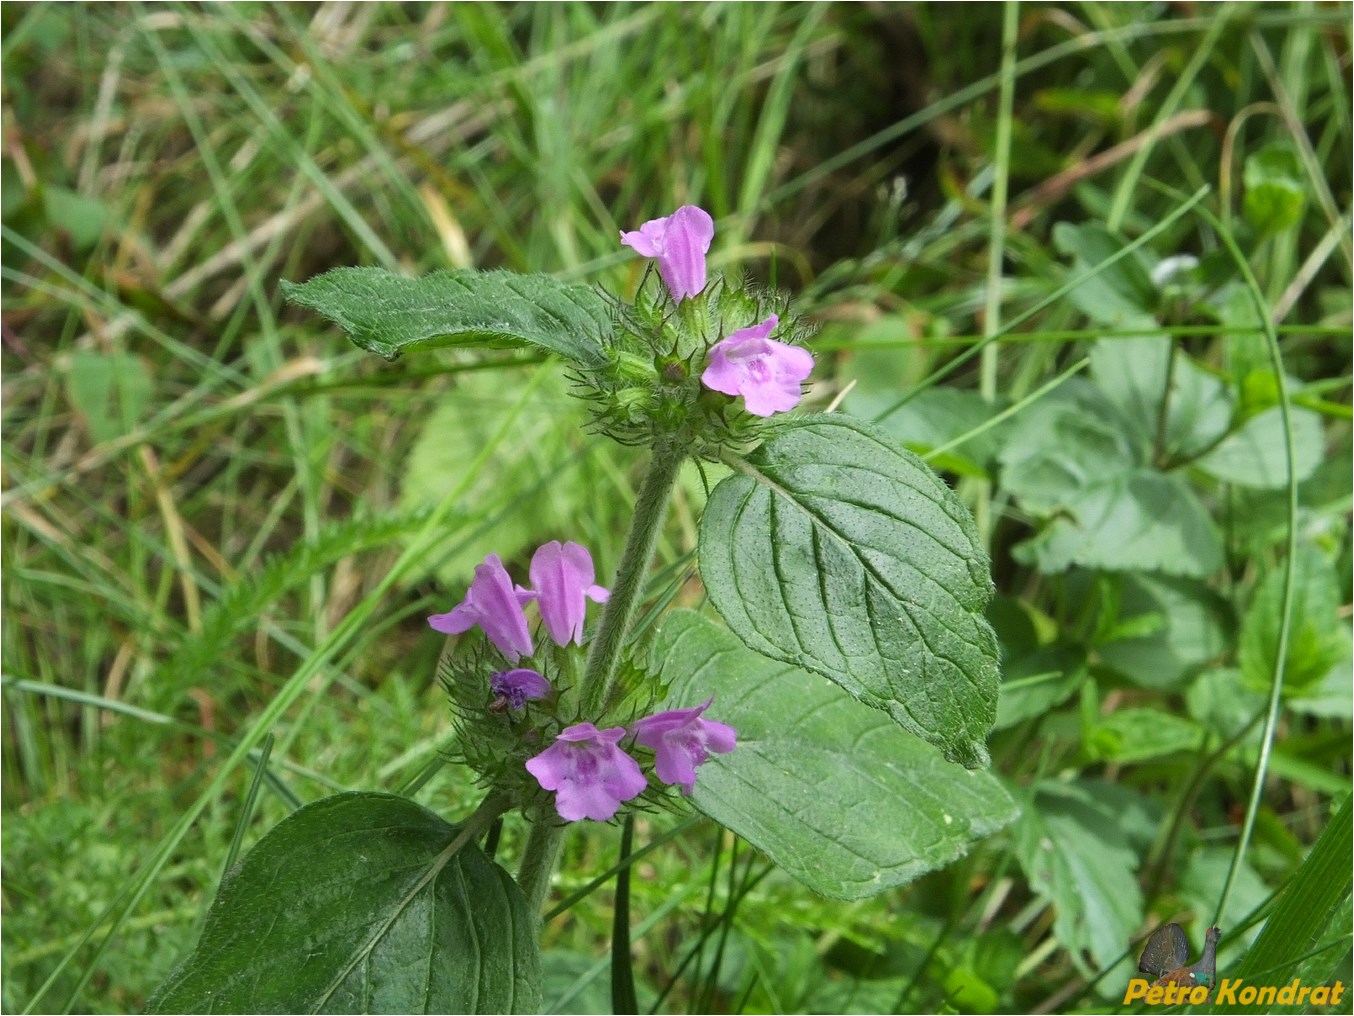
430, 540, 736, 823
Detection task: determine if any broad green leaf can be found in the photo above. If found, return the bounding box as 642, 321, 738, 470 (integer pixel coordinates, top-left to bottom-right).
281, 266, 610, 365
1216, 796, 1351, 1013
1016, 781, 1145, 980
1239, 545, 1349, 695
1097, 574, 1233, 690
1052, 222, 1158, 327
65, 350, 154, 444
1085, 708, 1204, 763
1001, 395, 1224, 576
994, 646, 1088, 730
1288, 651, 1354, 719
1243, 143, 1307, 236
1196, 405, 1325, 488
150, 793, 539, 1015
1089, 338, 1232, 459
999, 389, 1138, 515
654, 610, 1018, 899
699, 414, 999, 768
1180, 849, 1270, 952
1012, 470, 1223, 577
1187, 668, 1266, 739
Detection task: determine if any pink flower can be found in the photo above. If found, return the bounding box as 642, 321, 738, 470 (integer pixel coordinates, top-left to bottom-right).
631, 697, 737, 795
619, 205, 714, 302
490, 668, 553, 710
701, 314, 814, 417
428, 553, 536, 662
528, 541, 609, 647
526, 723, 647, 822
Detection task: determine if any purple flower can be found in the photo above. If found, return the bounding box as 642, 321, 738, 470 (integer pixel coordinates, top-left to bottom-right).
632, 697, 737, 796
490, 668, 553, 710
529, 541, 609, 647
526, 723, 647, 822
428, 553, 536, 662
701, 314, 814, 417
619, 204, 715, 302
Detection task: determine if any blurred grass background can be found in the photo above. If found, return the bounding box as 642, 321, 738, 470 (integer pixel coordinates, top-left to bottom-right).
2, 3, 1350, 1013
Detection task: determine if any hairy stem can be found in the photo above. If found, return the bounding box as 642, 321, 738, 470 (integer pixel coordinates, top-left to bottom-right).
516, 818, 565, 921
579, 440, 686, 717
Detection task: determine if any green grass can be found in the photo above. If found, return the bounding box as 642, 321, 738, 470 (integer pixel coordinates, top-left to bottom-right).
3, 3, 1350, 1013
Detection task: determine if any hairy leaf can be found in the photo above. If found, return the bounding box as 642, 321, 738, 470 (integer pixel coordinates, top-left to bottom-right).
654, 610, 1018, 899
699, 414, 999, 768
282, 266, 610, 365
150, 793, 539, 1014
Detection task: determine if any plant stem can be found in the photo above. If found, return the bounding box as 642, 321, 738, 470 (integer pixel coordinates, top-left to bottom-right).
579, 440, 686, 717
517, 440, 685, 915
517, 818, 565, 921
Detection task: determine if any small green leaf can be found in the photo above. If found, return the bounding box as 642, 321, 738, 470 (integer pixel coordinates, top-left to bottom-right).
1053, 222, 1158, 327
1085, 708, 1205, 763
699, 413, 999, 768
1196, 405, 1325, 489
398, 367, 604, 586
1187, 668, 1266, 739
1239, 545, 1349, 695
42, 185, 109, 251
1243, 143, 1307, 236
150, 793, 539, 1015
1013, 470, 1224, 577
1096, 574, 1233, 690
846, 383, 1008, 478
994, 647, 1088, 730
653, 610, 1018, 899
281, 266, 611, 365
1016, 781, 1145, 979
1089, 338, 1233, 459
65, 350, 154, 444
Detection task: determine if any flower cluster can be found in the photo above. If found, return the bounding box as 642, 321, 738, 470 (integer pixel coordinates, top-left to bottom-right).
430, 541, 736, 822
582, 204, 816, 455
619, 204, 815, 419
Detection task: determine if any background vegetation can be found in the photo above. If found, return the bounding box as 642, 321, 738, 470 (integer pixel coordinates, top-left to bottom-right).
3, 3, 1349, 1013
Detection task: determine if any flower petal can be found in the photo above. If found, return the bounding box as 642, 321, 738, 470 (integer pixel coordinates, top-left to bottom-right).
619, 205, 714, 302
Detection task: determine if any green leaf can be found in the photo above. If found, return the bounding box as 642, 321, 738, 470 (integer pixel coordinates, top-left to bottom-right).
150, 793, 539, 1015
1096, 574, 1233, 690
1243, 143, 1307, 236
1085, 708, 1205, 763
398, 367, 604, 586
42, 185, 109, 251
1239, 545, 1349, 695
1089, 338, 1233, 459
281, 266, 610, 365
1012, 469, 1224, 577
1015, 781, 1145, 978
994, 646, 1088, 730
1196, 405, 1325, 489
699, 413, 999, 768
1187, 668, 1267, 739
65, 350, 154, 444
1052, 222, 1158, 327
653, 610, 1018, 899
